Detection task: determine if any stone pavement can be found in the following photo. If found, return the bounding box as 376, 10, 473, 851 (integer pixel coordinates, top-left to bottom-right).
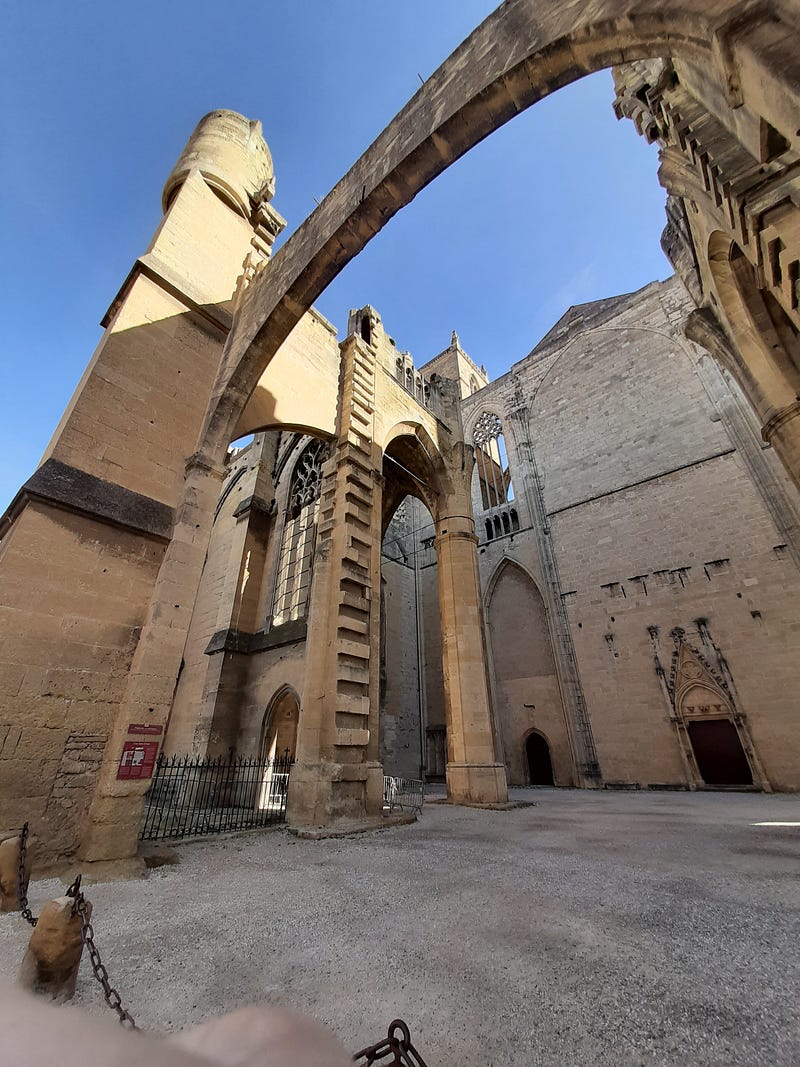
1, 789, 798, 1065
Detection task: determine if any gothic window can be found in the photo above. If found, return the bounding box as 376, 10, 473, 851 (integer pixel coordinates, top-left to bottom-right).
473, 411, 515, 511
272, 438, 326, 627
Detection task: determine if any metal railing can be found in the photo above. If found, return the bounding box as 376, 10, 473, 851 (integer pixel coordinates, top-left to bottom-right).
383, 775, 424, 815
140, 752, 293, 840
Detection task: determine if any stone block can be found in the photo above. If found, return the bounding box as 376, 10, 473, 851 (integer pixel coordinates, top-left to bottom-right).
18, 895, 90, 1002
0, 832, 32, 912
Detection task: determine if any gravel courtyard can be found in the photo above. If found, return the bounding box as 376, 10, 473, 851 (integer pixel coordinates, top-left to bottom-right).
2, 789, 799, 1065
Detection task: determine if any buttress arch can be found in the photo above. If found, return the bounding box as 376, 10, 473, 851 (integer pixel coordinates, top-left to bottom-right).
203, 0, 800, 463
11, 0, 800, 863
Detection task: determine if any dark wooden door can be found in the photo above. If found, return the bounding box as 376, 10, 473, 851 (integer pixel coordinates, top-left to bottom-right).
687, 719, 752, 785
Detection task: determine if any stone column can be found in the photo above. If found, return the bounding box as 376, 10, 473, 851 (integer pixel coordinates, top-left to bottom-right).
435, 445, 508, 806
79, 457, 224, 865
286, 336, 384, 828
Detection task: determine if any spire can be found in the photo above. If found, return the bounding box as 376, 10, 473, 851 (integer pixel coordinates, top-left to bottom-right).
451, 329, 460, 349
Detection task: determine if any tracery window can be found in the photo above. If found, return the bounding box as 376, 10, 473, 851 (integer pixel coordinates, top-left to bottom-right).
473, 411, 515, 511
271, 438, 327, 626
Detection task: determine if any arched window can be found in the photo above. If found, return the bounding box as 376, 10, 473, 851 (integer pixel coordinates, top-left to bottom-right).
473, 411, 514, 511
272, 439, 327, 626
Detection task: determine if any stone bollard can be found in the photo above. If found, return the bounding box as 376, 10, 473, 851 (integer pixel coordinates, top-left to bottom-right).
18, 896, 91, 1003
0, 833, 32, 912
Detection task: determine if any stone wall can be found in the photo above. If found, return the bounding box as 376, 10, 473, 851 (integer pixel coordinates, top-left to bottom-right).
164, 276, 800, 795
0, 505, 163, 858
462, 276, 800, 791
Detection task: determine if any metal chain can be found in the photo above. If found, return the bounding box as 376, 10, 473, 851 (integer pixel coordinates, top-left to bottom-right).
67, 875, 137, 1030
17, 823, 37, 927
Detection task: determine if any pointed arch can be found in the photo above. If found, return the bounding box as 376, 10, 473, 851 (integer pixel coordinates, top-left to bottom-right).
483, 556, 543, 608
259, 684, 301, 761
667, 632, 766, 789
271, 438, 327, 626
203, 0, 800, 459
381, 422, 449, 528
484, 555, 572, 786
523, 728, 555, 786
707, 230, 800, 425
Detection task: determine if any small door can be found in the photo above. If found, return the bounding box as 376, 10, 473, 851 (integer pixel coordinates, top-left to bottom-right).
687, 719, 752, 786
526, 732, 554, 786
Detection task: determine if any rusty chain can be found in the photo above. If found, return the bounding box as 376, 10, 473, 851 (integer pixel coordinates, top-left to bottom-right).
66, 874, 137, 1030
353, 1019, 428, 1066
18, 825, 419, 1050
17, 822, 37, 927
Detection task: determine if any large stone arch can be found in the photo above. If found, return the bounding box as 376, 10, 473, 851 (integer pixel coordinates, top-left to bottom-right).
203, 0, 800, 463
381, 421, 450, 526
20, 0, 799, 863
483, 557, 575, 786
704, 230, 800, 483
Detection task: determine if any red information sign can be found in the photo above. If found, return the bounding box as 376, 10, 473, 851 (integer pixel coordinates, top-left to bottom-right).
127, 723, 163, 736
117, 740, 159, 780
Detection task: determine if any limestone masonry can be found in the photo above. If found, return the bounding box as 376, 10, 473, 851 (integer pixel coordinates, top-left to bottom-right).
1, 0, 799, 865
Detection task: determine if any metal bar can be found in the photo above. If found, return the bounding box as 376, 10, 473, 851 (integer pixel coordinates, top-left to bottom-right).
140, 753, 294, 840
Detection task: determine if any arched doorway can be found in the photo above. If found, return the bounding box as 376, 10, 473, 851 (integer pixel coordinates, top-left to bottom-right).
485, 559, 571, 786
672, 639, 763, 790
525, 732, 554, 786
260, 686, 299, 762
258, 686, 299, 811
686, 719, 752, 786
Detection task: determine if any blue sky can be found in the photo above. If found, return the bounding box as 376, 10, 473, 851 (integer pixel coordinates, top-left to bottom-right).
1, 1, 668, 508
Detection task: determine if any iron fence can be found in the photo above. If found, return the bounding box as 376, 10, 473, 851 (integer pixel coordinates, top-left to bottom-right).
140, 752, 293, 840
383, 775, 424, 815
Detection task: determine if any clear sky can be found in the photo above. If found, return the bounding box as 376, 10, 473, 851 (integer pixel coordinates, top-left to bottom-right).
1, 1, 669, 509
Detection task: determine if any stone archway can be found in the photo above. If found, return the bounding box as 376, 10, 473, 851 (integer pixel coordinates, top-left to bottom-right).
669, 637, 767, 791
525, 731, 555, 787
260, 685, 300, 762
706, 232, 800, 488
206, 0, 800, 461
379, 493, 438, 782
485, 558, 573, 787
10, 0, 796, 863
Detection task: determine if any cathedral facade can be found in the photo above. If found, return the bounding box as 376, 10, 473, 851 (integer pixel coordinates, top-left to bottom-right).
2, 0, 800, 867
178, 278, 800, 801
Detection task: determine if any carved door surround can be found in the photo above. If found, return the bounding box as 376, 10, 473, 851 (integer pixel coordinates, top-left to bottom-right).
657, 628, 770, 791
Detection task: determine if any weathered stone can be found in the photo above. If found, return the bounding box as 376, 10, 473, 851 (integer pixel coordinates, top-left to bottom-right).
2, 0, 800, 865
0, 833, 31, 912
18, 896, 90, 1002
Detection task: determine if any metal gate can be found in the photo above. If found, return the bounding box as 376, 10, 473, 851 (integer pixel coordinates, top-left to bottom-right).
140, 752, 293, 840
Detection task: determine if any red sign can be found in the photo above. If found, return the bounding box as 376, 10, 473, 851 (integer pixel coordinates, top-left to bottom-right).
127, 723, 163, 736
117, 740, 159, 780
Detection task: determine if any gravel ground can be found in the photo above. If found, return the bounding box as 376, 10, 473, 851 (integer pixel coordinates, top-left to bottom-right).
2, 788, 799, 1065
